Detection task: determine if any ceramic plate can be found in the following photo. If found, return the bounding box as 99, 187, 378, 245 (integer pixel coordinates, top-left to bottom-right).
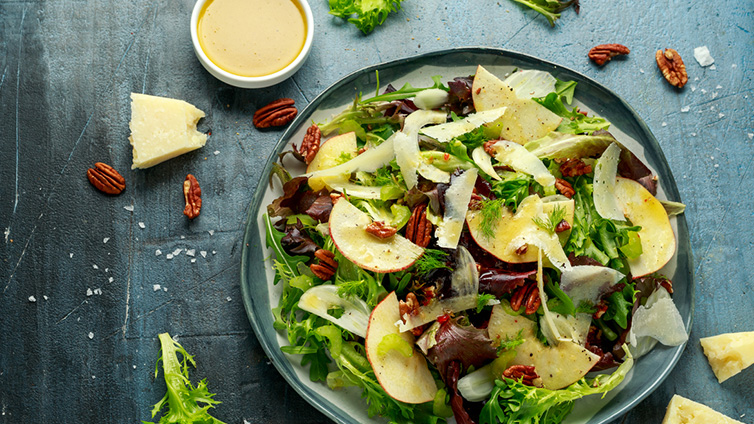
240, 47, 694, 424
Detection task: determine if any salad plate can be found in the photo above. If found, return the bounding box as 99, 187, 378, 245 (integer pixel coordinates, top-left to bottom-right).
240, 47, 694, 424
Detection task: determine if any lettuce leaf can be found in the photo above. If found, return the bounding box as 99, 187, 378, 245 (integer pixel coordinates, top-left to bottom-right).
145, 333, 226, 424
479, 347, 633, 424
535, 93, 611, 135
328, 0, 406, 34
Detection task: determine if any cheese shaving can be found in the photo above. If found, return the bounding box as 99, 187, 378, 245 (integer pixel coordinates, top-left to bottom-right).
491, 140, 555, 186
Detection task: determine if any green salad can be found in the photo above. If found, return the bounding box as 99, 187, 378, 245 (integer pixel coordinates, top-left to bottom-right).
264, 65, 687, 424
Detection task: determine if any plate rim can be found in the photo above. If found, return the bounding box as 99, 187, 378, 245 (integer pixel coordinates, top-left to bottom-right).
240, 46, 695, 424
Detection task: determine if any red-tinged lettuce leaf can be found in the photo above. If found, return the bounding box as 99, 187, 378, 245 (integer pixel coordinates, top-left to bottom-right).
302, 190, 333, 222
268, 177, 308, 218
268, 176, 333, 223
427, 318, 497, 381
279, 219, 319, 256
447, 361, 477, 424
567, 253, 604, 267
446, 76, 475, 116
478, 268, 537, 298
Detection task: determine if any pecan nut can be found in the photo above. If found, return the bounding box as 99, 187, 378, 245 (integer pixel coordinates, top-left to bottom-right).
483, 140, 499, 156
365, 221, 398, 239
87, 162, 126, 195
293, 124, 321, 164
405, 204, 432, 247
183, 174, 202, 219
555, 219, 572, 233
503, 365, 539, 386
559, 158, 592, 177
588, 44, 630, 66
510, 282, 541, 315
656, 48, 688, 88
253, 98, 297, 128
399, 292, 421, 323
310, 249, 338, 280
555, 178, 575, 199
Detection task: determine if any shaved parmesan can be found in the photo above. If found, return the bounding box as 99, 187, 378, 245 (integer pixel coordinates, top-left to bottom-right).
413, 88, 449, 110
630, 287, 688, 347
541, 312, 593, 346
394, 111, 448, 188
436, 168, 478, 249
491, 140, 555, 187
560, 266, 625, 305
307, 135, 395, 180
398, 247, 479, 332
593, 142, 625, 221
324, 180, 384, 199
298, 285, 371, 338
471, 147, 501, 181
421, 108, 507, 142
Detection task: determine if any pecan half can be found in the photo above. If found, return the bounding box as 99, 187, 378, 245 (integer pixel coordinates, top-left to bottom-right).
405, 204, 432, 247
503, 365, 539, 386
293, 124, 321, 164
656, 48, 688, 88
87, 162, 126, 195
510, 282, 541, 315
253, 98, 297, 128
365, 221, 397, 239
555, 178, 575, 198
559, 158, 592, 177
555, 219, 571, 233
588, 44, 630, 66
310, 249, 338, 280
183, 174, 202, 219
399, 292, 421, 323
483, 140, 499, 156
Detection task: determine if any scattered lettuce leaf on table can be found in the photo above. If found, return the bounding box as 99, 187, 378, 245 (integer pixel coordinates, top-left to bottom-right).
510, 0, 580, 27
144, 333, 226, 424
328, 0, 406, 34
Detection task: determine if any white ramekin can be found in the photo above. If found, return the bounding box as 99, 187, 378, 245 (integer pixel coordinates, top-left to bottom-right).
190, 0, 314, 89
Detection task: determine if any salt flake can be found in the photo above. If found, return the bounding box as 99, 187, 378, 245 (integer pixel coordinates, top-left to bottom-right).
88, 332, 94, 339
662, 122, 667, 127
138, 222, 146, 229
748, 133, 753, 140
92, 264, 99, 270
693, 46, 714, 67
166, 254, 174, 260
191, 258, 197, 263
715, 85, 722, 89
153, 284, 161, 291
28, 295, 36, 303
93, 288, 102, 295
226, 296, 232, 302
200, 251, 207, 258
43, 295, 48, 301
103, 237, 110, 244
172, 248, 182, 256
680, 106, 690, 113
718, 113, 725, 118
108, 277, 114, 283
213, 150, 220, 155
124, 205, 134, 212
186, 249, 196, 257
710, 65, 716, 70
208, 230, 215, 236
155, 249, 162, 256
86, 288, 93, 296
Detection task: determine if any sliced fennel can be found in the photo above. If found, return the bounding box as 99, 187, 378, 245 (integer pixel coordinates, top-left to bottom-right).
420, 107, 507, 142
471, 146, 502, 181
503, 70, 557, 99
457, 364, 495, 402
307, 135, 396, 180
394, 111, 449, 187
490, 140, 555, 187
413, 88, 449, 110
298, 285, 371, 338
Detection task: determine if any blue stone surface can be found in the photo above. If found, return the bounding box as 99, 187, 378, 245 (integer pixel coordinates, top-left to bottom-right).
0, 1, 751, 423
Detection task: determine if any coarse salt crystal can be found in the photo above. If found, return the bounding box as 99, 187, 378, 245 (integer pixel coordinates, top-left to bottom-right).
138, 222, 146, 229
69, 253, 74, 258
693, 46, 714, 67
213, 150, 220, 155
681, 106, 690, 113
639, 68, 645, 74
208, 230, 215, 236
43, 295, 48, 300
88, 332, 94, 339
714, 164, 719, 168
662, 122, 667, 127
191, 258, 196, 263
172, 248, 182, 256
715, 85, 722, 89
732, 64, 737, 68
748, 133, 753, 140
86, 288, 93, 296
212, 250, 217, 255
93, 288, 102, 295
155, 249, 162, 256
124, 205, 134, 212
166, 254, 174, 260
163, 287, 167, 292
691, 133, 697, 137
153, 284, 161, 291
227, 297, 232, 302
29, 295, 36, 302
133, 365, 137, 369
719, 113, 725, 118
108, 277, 114, 283
711, 92, 718, 99
710, 65, 716, 70
186, 249, 196, 257
93, 264, 99, 269
200, 251, 207, 258
103, 237, 110, 243
690, 85, 696, 92
180, 235, 186, 240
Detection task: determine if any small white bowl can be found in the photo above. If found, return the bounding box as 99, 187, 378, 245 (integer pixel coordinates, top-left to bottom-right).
190, 0, 314, 89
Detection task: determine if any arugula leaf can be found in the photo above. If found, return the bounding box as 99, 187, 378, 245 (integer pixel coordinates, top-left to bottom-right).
361, 75, 448, 104
510, 0, 579, 27
480, 347, 634, 424
145, 333, 226, 424
535, 92, 611, 135
328, 0, 406, 34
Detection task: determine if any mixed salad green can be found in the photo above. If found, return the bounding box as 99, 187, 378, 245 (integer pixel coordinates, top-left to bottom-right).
264, 65, 687, 424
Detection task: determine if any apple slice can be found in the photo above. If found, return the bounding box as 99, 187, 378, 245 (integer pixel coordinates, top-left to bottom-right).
471, 65, 562, 144
466, 196, 574, 264
306, 132, 358, 191
488, 305, 599, 389
614, 177, 676, 277
329, 199, 424, 273
366, 292, 437, 404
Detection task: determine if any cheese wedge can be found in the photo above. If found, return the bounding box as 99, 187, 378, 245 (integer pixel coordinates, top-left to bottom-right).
662, 395, 744, 424
129, 93, 207, 169
700, 331, 754, 383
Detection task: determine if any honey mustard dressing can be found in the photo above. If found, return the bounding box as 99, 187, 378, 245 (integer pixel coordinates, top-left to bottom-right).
197, 0, 307, 77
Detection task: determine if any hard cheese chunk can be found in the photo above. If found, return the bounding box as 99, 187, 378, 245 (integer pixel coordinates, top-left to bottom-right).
700, 331, 754, 383
129, 93, 207, 169
662, 395, 744, 424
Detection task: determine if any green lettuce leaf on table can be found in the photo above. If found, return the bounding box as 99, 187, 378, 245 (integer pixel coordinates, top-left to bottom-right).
510, 0, 580, 27
328, 0, 406, 34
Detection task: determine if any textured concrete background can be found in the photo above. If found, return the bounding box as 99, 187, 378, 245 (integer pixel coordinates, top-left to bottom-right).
0, 0, 752, 423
